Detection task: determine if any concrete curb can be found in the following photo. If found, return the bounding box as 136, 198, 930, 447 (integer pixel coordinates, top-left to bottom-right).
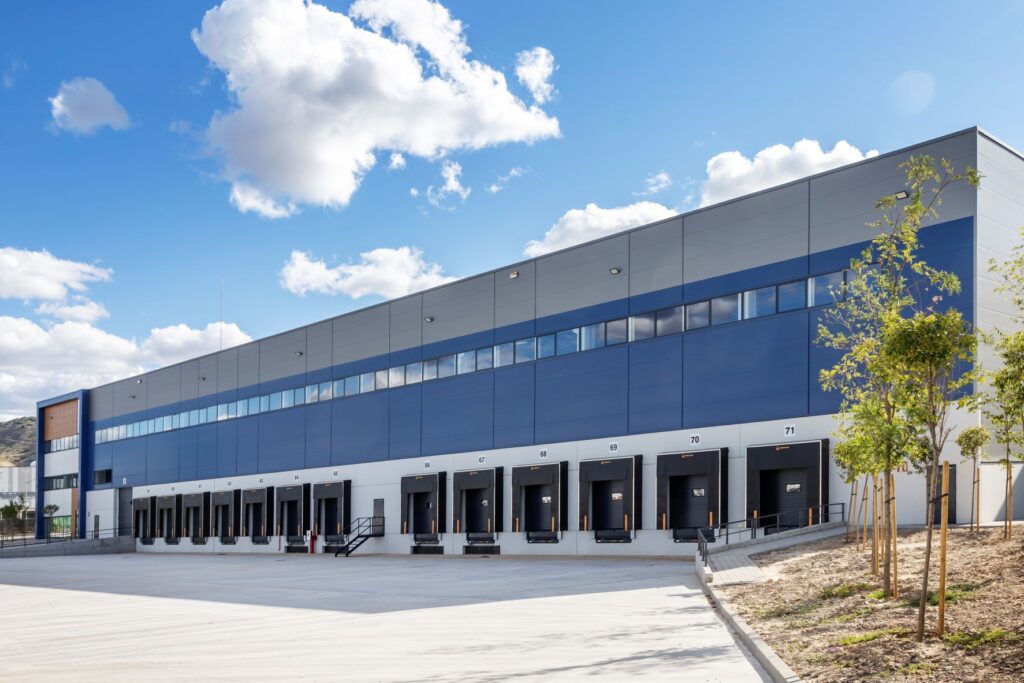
696, 559, 802, 683
706, 520, 846, 556
0, 536, 135, 559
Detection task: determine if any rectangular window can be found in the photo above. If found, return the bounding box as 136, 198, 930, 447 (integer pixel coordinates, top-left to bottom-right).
537, 333, 555, 359
269, 392, 283, 411
515, 338, 536, 363
389, 365, 406, 387
438, 354, 456, 378
260, 395, 271, 413
206, 406, 218, 422
228, 401, 239, 418
236, 400, 248, 418
685, 301, 710, 330
494, 342, 514, 367
743, 286, 776, 319
422, 358, 438, 381
179, 411, 189, 428
305, 384, 318, 404
808, 271, 844, 307
375, 369, 389, 390
319, 381, 332, 401
710, 294, 741, 325
556, 328, 580, 355
457, 351, 476, 374
345, 376, 359, 396
246, 398, 258, 416
171, 414, 181, 429
406, 362, 423, 384
215, 404, 226, 421
94, 469, 112, 485
293, 387, 305, 405
360, 372, 375, 393
606, 318, 628, 345
581, 322, 605, 350
282, 390, 295, 409
630, 312, 656, 341
153, 417, 163, 433
656, 306, 683, 336
777, 280, 806, 312
198, 409, 208, 425
333, 379, 345, 398
476, 347, 493, 370
120, 424, 128, 439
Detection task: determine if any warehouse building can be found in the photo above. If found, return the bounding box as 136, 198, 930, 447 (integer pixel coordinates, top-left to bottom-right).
35, 128, 1024, 555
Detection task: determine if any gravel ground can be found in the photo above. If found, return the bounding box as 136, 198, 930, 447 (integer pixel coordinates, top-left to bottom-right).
719, 525, 1024, 682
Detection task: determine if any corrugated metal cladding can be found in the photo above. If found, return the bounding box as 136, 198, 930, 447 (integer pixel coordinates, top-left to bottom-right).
70, 128, 1013, 491
42, 399, 78, 440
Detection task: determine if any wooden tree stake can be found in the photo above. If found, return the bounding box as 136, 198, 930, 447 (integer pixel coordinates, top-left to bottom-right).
938, 461, 950, 636
890, 472, 898, 597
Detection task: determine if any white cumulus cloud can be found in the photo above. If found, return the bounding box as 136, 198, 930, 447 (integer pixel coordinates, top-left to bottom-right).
426, 159, 470, 207
0, 247, 111, 301
141, 322, 252, 367
49, 77, 130, 134
191, 0, 559, 217
230, 182, 297, 219
280, 247, 456, 299
389, 153, 407, 170
515, 46, 556, 104
485, 166, 524, 194
35, 297, 109, 324
700, 139, 878, 207
635, 170, 672, 196
524, 201, 675, 257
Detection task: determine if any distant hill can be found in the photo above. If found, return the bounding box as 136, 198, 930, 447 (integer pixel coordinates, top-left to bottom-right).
0, 417, 36, 467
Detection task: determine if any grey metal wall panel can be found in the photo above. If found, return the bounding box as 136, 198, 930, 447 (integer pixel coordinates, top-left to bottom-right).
630, 218, 683, 295
423, 274, 494, 344
112, 378, 145, 418
197, 355, 218, 398
180, 360, 199, 402
306, 321, 333, 372
89, 385, 113, 421
260, 329, 307, 383
684, 182, 808, 283
536, 235, 630, 317
333, 306, 389, 366
217, 348, 238, 393
977, 134, 1024, 330
237, 342, 260, 388
495, 262, 535, 328
810, 132, 977, 254
146, 367, 180, 410
389, 295, 422, 353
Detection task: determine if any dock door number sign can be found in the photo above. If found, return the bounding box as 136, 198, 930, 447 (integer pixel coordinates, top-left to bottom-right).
784, 424, 796, 436
689, 434, 701, 445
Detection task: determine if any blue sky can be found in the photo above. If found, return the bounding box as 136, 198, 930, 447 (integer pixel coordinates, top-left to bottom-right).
1, 0, 1022, 417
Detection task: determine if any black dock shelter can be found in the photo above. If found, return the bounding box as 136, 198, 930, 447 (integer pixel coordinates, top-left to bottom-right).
211, 489, 240, 544
656, 449, 728, 541
181, 492, 210, 543
579, 455, 643, 542
242, 486, 274, 544
401, 472, 446, 545
155, 494, 181, 544
132, 496, 155, 543
313, 480, 351, 541
453, 467, 503, 545
746, 439, 829, 532
275, 483, 311, 547
511, 461, 568, 543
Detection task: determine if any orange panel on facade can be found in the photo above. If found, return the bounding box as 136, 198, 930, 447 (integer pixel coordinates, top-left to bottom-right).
42, 400, 78, 440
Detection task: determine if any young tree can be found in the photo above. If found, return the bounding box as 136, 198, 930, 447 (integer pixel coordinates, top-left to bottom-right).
882, 309, 978, 642
818, 155, 978, 598
985, 331, 1024, 539
956, 425, 990, 531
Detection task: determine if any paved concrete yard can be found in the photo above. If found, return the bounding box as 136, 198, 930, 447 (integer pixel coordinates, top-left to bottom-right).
0, 554, 765, 681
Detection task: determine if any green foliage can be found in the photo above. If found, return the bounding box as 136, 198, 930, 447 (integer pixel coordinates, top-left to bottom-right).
866, 589, 886, 600
989, 227, 1024, 323
943, 628, 1020, 650
42, 503, 59, 517
0, 495, 28, 520
838, 627, 911, 646
984, 331, 1024, 468
818, 582, 875, 600
956, 426, 990, 462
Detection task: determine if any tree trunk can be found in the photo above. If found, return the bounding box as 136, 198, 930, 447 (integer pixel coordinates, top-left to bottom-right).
970, 456, 977, 532
883, 466, 892, 597
1008, 454, 1014, 540
917, 455, 939, 641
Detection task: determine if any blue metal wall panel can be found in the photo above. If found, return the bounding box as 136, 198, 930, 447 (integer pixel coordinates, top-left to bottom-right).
493, 364, 535, 448
147, 431, 180, 485
388, 385, 421, 459
93, 443, 112, 471
535, 346, 629, 443
535, 299, 628, 336
178, 428, 198, 481
684, 313, 809, 428
215, 421, 237, 478
630, 286, 683, 314
685, 255, 808, 303
421, 373, 494, 456
304, 403, 333, 468
235, 417, 259, 475
258, 409, 305, 473
112, 440, 146, 487
628, 336, 683, 434
331, 393, 389, 465
196, 424, 217, 480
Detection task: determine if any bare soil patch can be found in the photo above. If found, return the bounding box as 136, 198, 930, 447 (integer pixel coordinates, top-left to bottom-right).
719, 526, 1024, 682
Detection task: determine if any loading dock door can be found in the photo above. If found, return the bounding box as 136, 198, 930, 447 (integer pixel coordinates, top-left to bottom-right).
242, 487, 274, 543
512, 462, 568, 543
401, 472, 446, 543
669, 474, 708, 539
182, 492, 210, 542
579, 455, 643, 543
314, 481, 351, 540
275, 484, 311, 543
212, 489, 240, 544
453, 467, 503, 543
132, 497, 153, 541
156, 495, 180, 543
747, 440, 829, 531
656, 449, 727, 541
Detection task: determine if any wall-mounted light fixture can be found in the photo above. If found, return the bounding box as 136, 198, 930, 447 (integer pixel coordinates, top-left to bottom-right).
894, 190, 909, 200
136, 379, 143, 384
294, 351, 304, 356
129, 395, 136, 400
424, 316, 434, 322
609, 267, 622, 275
199, 376, 206, 382
509, 270, 519, 279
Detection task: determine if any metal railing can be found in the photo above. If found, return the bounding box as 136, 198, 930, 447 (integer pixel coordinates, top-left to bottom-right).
697, 503, 845, 566
0, 526, 130, 550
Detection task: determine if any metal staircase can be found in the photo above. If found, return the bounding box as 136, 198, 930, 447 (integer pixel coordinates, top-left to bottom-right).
331, 516, 385, 557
